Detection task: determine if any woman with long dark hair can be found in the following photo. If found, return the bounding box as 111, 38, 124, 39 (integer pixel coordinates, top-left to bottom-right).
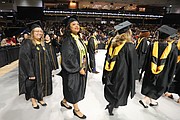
59, 15, 88, 119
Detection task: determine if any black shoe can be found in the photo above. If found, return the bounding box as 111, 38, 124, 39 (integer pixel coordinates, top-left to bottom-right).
149, 102, 158, 106
32, 104, 40, 109
105, 104, 114, 116
114, 105, 119, 108
60, 101, 72, 109
167, 95, 174, 99
73, 109, 86, 119
38, 101, 47, 106
92, 71, 99, 74
139, 100, 148, 108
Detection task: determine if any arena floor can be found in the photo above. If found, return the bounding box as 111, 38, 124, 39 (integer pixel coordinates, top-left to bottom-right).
0, 50, 180, 120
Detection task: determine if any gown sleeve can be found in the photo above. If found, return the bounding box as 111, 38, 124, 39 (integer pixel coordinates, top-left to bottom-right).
88, 37, 95, 54
127, 43, 139, 98
167, 45, 178, 85
19, 39, 35, 95
19, 39, 35, 78
141, 38, 149, 53
61, 37, 81, 73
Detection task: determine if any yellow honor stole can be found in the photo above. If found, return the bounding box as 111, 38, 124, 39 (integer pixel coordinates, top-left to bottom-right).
135, 37, 145, 49
89, 35, 98, 49
71, 33, 87, 68
151, 41, 172, 74
105, 41, 126, 71
177, 40, 180, 63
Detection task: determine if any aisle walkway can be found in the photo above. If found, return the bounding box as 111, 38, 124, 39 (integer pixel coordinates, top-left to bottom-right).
0, 50, 180, 120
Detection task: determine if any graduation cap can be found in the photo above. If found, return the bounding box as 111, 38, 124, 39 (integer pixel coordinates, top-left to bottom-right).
26, 20, 43, 32
21, 30, 29, 35
139, 29, 150, 37
108, 30, 115, 37
89, 28, 97, 34
114, 21, 132, 34
157, 25, 177, 39
63, 15, 79, 27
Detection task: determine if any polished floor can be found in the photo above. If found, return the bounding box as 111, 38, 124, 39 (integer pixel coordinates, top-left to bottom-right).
0, 50, 180, 120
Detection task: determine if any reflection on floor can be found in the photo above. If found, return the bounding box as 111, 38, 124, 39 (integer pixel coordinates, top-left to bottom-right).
0, 50, 180, 120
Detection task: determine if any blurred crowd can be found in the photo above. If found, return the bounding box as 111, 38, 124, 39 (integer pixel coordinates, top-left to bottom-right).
0, 20, 180, 48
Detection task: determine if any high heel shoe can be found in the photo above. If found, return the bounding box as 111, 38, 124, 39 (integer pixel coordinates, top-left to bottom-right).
167, 95, 174, 99
149, 102, 158, 106
38, 101, 47, 106
139, 100, 148, 108
32, 104, 40, 109
73, 109, 86, 119
60, 101, 72, 109
105, 104, 114, 115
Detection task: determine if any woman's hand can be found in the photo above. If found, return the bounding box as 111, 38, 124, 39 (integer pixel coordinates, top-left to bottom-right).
80, 68, 86, 75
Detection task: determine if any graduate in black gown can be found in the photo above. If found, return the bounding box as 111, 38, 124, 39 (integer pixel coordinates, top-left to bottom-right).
87, 29, 99, 73
139, 25, 178, 108
165, 38, 180, 103
60, 15, 88, 119
44, 33, 59, 70
135, 30, 150, 71
102, 21, 139, 115
105, 31, 115, 50
19, 23, 52, 109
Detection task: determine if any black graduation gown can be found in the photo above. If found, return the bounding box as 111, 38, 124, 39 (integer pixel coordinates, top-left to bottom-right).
136, 38, 149, 69
19, 39, 52, 100
102, 42, 139, 106
51, 38, 61, 53
45, 41, 59, 70
60, 35, 88, 104
168, 48, 180, 96
88, 36, 96, 70
141, 42, 178, 100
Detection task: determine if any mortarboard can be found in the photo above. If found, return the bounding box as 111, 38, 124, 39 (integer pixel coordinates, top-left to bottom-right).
157, 25, 177, 39
21, 30, 29, 35
23, 31, 29, 34
139, 29, 150, 37
63, 15, 79, 27
108, 31, 115, 37
89, 28, 97, 34
114, 21, 132, 34
26, 20, 43, 32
